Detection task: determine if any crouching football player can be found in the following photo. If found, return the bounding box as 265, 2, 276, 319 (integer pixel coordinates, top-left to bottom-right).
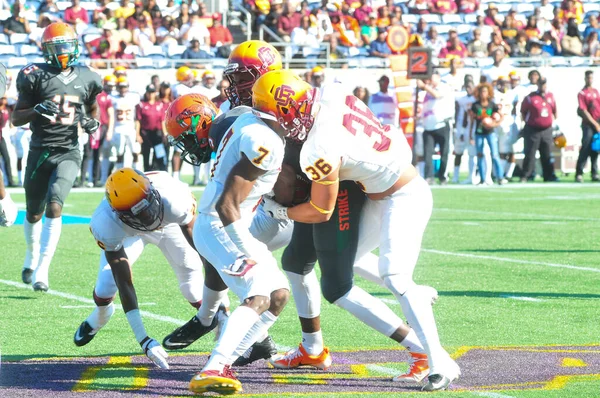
74, 168, 208, 369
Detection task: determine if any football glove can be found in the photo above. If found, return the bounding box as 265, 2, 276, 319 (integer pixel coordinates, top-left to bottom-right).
223, 256, 257, 277
81, 117, 100, 135
34, 100, 62, 118
262, 196, 290, 220
141, 337, 169, 369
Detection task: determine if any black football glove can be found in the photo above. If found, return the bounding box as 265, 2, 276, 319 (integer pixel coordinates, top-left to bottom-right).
34, 100, 62, 118
81, 117, 100, 135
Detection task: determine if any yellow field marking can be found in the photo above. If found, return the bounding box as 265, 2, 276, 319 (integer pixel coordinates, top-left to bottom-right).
543, 374, 600, 390
350, 364, 368, 376
71, 356, 149, 393
451, 345, 474, 360
272, 374, 329, 385
562, 357, 588, 367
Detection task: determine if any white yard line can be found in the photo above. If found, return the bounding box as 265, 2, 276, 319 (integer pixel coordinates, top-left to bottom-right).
499, 295, 544, 302
473, 392, 517, 398
0, 279, 185, 326
366, 364, 400, 376
421, 249, 600, 273
60, 303, 157, 309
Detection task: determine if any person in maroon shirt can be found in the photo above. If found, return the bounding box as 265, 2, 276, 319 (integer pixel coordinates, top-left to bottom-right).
64, 0, 90, 26
439, 35, 468, 58
431, 0, 458, 14
277, 1, 302, 41
575, 70, 600, 182
97, 76, 116, 186
353, 0, 373, 25
136, 84, 167, 171
211, 79, 230, 109
520, 78, 559, 182
458, 0, 480, 13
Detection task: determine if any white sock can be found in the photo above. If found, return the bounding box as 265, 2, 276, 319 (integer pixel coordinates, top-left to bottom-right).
417, 161, 425, 177
468, 156, 476, 181
401, 328, 426, 354
193, 165, 200, 183
302, 331, 324, 355
197, 287, 227, 326
506, 162, 516, 179
23, 219, 42, 270
453, 166, 460, 182
33, 217, 63, 286
231, 310, 277, 362
353, 252, 385, 288
173, 171, 180, 180
87, 303, 115, 331
204, 306, 259, 371
334, 286, 403, 337
285, 270, 321, 319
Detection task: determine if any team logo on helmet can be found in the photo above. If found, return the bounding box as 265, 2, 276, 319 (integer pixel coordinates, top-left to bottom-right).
274, 85, 296, 107
258, 47, 276, 68
177, 104, 216, 128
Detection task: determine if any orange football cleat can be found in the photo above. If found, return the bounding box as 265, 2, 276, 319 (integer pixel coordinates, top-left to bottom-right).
392, 352, 429, 383
269, 344, 332, 370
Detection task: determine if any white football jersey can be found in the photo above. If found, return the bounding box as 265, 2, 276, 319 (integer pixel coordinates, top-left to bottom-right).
110, 92, 140, 129
172, 82, 191, 99
299, 83, 412, 194
89, 171, 196, 252
455, 91, 475, 134
495, 89, 518, 129
191, 84, 219, 99
198, 111, 285, 219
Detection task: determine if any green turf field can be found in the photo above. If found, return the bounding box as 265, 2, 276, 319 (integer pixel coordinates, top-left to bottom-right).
1, 183, 599, 397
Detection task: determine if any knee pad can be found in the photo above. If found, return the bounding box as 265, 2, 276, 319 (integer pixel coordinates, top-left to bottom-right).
285, 270, 321, 318
383, 275, 416, 297
93, 289, 115, 306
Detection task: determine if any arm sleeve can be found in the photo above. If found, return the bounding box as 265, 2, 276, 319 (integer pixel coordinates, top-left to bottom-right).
161, 180, 197, 226
238, 124, 284, 172
85, 70, 103, 106
577, 91, 587, 111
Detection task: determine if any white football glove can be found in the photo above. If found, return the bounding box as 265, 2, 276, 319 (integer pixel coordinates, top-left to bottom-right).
262, 196, 289, 220
0, 194, 18, 227
141, 337, 169, 369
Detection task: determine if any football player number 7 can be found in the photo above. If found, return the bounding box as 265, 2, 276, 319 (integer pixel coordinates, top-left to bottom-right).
52, 94, 79, 125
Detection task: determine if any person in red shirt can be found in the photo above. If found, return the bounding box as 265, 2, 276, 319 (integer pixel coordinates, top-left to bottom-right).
208, 13, 233, 48
458, 0, 479, 13
97, 76, 116, 186
431, 0, 458, 14
520, 78, 559, 182
211, 79, 230, 109
277, 2, 302, 41
575, 70, 600, 182
136, 84, 168, 171
439, 34, 468, 58
64, 0, 90, 26
483, 4, 502, 28
353, 0, 372, 25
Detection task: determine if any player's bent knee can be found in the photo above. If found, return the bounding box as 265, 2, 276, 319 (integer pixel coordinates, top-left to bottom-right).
45, 202, 62, 218
243, 295, 271, 314
268, 288, 290, 316
26, 212, 43, 223
322, 281, 353, 304
93, 289, 115, 306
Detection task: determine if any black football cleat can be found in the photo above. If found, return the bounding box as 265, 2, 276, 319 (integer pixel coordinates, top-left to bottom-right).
32, 282, 48, 292
21, 268, 33, 284
233, 335, 278, 367
162, 314, 218, 350
74, 321, 97, 347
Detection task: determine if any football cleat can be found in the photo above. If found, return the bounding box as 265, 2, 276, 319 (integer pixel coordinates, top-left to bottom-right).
21, 268, 34, 284
392, 352, 429, 383
422, 358, 461, 391
33, 282, 48, 292
74, 321, 97, 347
422, 285, 439, 305
162, 314, 218, 350
189, 365, 242, 395
269, 344, 332, 370
233, 335, 278, 367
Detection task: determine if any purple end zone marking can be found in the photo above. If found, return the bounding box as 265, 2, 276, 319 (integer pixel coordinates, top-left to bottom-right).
2, 346, 600, 396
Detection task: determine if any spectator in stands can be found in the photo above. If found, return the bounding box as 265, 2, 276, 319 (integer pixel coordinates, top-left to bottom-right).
419, 73, 454, 185
487, 31, 511, 55
511, 31, 530, 57
376, 6, 391, 28
391, 6, 403, 23
115, 17, 133, 44
132, 14, 157, 55
538, 0, 555, 23
484, 4, 502, 28
176, 2, 191, 29
156, 16, 180, 48
353, 86, 370, 106
482, 48, 510, 83
369, 75, 398, 127
369, 27, 392, 58
39, 0, 60, 16
116, 0, 135, 19
196, 3, 214, 28
540, 31, 561, 56
90, 39, 116, 69
415, 18, 427, 36
576, 70, 600, 182
353, 0, 372, 26
439, 30, 468, 58
115, 40, 135, 64
361, 13, 378, 46
29, 15, 52, 50
163, 0, 178, 17
501, 13, 520, 44
150, 6, 163, 31
585, 15, 600, 39
96, 7, 118, 30
520, 77, 559, 182
211, 79, 229, 109
3, 3, 30, 35
474, 15, 494, 44
137, 84, 167, 172
523, 16, 540, 40
180, 38, 211, 68
180, 13, 211, 47
265, 0, 283, 33
209, 13, 233, 57
126, 2, 150, 31
561, 18, 583, 56
467, 28, 488, 58
291, 15, 323, 61
425, 26, 446, 56
583, 31, 600, 57
331, 12, 362, 54
431, 0, 457, 14
459, 0, 480, 14
64, 0, 89, 28
549, 18, 565, 42
408, 0, 430, 15
558, 0, 582, 25
278, 1, 302, 42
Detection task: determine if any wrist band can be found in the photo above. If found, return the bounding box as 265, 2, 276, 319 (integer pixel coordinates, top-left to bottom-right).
315, 178, 339, 186
310, 200, 334, 214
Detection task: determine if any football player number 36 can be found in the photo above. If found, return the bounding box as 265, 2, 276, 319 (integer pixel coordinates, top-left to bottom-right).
305, 158, 332, 181
52, 94, 79, 125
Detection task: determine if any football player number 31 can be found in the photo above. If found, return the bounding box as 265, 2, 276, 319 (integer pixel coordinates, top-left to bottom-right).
52, 94, 79, 125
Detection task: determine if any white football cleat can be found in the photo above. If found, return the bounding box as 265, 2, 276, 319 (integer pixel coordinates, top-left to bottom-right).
422, 357, 461, 391
421, 285, 439, 305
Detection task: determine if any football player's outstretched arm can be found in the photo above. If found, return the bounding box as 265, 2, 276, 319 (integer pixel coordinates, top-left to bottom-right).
105, 248, 169, 369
